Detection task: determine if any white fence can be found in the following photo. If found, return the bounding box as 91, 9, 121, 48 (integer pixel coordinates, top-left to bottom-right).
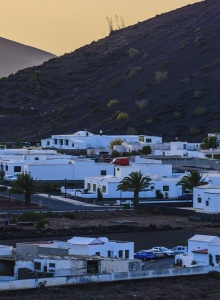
0, 266, 219, 291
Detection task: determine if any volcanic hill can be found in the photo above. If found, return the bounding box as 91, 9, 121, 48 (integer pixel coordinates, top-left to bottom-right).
0, 0, 219, 143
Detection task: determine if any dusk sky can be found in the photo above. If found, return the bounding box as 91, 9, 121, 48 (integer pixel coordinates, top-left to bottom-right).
1, 0, 203, 56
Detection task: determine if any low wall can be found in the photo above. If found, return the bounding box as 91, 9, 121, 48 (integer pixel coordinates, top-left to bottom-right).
0, 266, 219, 291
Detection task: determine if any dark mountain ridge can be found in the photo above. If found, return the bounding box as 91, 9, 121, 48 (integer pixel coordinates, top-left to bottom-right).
0, 0, 219, 143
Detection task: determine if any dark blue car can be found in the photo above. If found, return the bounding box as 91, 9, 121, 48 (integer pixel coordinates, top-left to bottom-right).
134, 250, 155, 260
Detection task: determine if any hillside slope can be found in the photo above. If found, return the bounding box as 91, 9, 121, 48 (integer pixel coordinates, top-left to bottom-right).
0, 37, 56, 77
0, 0, 219, 143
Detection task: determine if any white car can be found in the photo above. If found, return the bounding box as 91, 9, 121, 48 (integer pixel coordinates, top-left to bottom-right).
151, 246, 175, 258
3, 175, 18, 182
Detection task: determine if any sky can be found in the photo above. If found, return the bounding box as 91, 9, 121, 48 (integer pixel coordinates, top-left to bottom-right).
0, 0, 203, 56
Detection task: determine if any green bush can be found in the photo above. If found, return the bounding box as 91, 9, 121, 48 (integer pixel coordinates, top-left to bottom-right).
35, 218, 49, 229
142, 146, 152, 155
135, 99, 148, 109
107, 99, 119, 108
116, 112, 130, 121
190, 127, 201, 135
194, 107, 206, 116
127, 67, 141, 78
128, 48, 140, 58
146, 117, 153, 124
18, 211, 43, 222
155, 71, 168, 83
61, 212, 76, 220
194, 90, 203, 98
174, 112, 181, 119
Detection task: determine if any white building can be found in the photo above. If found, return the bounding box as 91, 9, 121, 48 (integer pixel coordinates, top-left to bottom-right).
41, 130, 140, 150
175, 234, 220, 267
193, 184, 220, 212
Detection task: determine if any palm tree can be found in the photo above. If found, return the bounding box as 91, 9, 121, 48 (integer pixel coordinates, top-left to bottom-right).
116, 171, 152, 208
12, 173, 36, 206
200, 135, 219, 150
176, 170, 208, 193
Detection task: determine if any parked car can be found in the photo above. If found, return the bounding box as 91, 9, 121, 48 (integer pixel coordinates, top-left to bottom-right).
172, 246, 188, 254
149, 249, 165, 258
134, 250, 155, 260
3, 175, 18, 182
151, 246, 175, 257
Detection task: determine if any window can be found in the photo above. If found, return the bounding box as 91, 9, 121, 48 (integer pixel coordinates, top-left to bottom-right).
119, 250, 123, 258
151, 186, 154, 190
47, 141, 50, 146
129, 262, 138, 271
60, 139, 63, 145
197, 197, 202, 203
5, 165, 8, 171
139, 136, 144, 142
125, 250, 129, 259
145, 138, 152, 143
34, 262, 41, 270
65, 140, 68, 146
206, 200, 209, 206
101, 170, 106, 176
117, 168, 120, 171
95, 252, 100, 256
108, 251, 111, 257
49, 263, 55, 268
163, 186, 169, 192
216, 255, 220, 263
102, 186, 106, 193
14, 166, 21, 172
87, 183, 91, 190
72, 143, 74, 147
93, 184, 96, 192
54, 139, 57, 144
35, 157, 39, 160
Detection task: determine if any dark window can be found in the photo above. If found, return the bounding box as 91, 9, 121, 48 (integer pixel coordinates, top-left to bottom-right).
206, 200, 209, 206
35, 157, 39, 160
34, 262, 41, 270
49, 263, 55, 268
198, 197, 202, 203
47, 141, 50, 146
54, 139, 57, 144
163, 186, 169, 191
119, 250, 123, 258
95, 252, 100, 256
145, 138, 152, 143
101, 170, 106, 176
216, 255, 220, 263
93, 184, 96, 192
87, 260, 99, 274
151, 186, 154, 190
87, 183, 91, 190
102, 186, 106, 193
60, 139, 63, 145
125, 250, 129, 259
65, 140, 69, 146
14, 166, 21, 172
108, 251, 111, 257
72, 143, 74, 147
5, 165, 8, 171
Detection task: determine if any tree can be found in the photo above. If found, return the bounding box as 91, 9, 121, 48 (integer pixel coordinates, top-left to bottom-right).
32, 70, 42, 112
110, 138, 124, 149
142, 145, 152, 155
176, 170, 208, 193
200, 135, 219, 150
116, 171, 152, 208
12, 173, 36, 206
0, 186, 7, 198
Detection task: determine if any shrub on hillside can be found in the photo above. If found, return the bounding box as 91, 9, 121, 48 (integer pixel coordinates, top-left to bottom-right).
128, 48, 140, 58
155, 71, 168, 83
107, 99, 119, 108
194, 107, 206, 116
135, 99, 148, 109
116, 112, 130, 121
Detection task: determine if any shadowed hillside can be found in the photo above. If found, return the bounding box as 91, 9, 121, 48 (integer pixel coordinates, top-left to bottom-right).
0, 37, 56, 78
0, 0, 219, 143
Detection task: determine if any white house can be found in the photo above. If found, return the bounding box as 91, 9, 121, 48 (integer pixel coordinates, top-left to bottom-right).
193, 184, 220, 212
16, 236, 134, 260
175, 234, 220, 267
23, 159, 114, 181
83, 174, 182, 199
41, 130, 140, 150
